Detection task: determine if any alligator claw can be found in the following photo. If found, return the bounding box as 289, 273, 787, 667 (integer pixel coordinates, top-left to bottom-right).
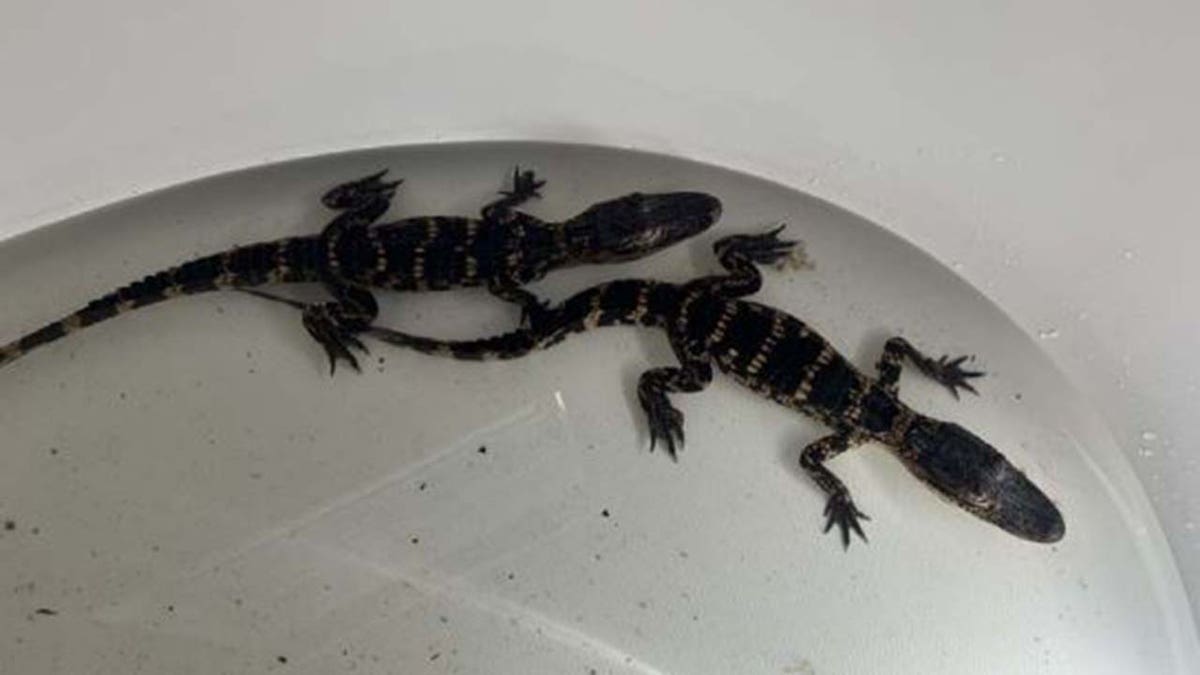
301, 303, 370, 376
500, 166, 546, 201
918, 354, 984, 399
716, 225, 800, 267
823, 491, 870, 549
644, 396, 685, 460
322, 169, 403, 210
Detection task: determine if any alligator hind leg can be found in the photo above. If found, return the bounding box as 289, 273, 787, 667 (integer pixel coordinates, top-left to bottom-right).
302, 285, 379, 374
321, 169, 403, 213
874, 337, 984, 399
273, 170, 399, 373
242, 288, 376, 375
243, 285, 378, 374
301, 303, 369, 374
798, 431, 870, 548
482, 167, 546, 223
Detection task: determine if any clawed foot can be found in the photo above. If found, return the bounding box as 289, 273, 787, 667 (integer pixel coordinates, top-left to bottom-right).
500, 166, 546, 202
302, 303, 369, 375
322, 169, 403, 211
239, 290, 369, 375
823, 491, 870, 549
642, 394, 685, 460
915, 354, 984, 399
716, 225, 800, 266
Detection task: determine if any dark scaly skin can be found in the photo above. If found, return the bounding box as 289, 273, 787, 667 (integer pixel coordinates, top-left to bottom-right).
366, 228, 1065, 548
0, 168, 722, 373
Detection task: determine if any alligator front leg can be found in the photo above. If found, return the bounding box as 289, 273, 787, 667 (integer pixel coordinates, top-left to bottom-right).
696, 226, 802, 299
636, 345, 714, 460
874, 336, 984, 399
481, 166, 546, 223
481, 167, 557, 323
798, 431, 870, 548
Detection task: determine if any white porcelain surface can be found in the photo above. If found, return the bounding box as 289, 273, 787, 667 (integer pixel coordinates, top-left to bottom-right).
4, 7, 1199, 624
1, 144, 1193, 672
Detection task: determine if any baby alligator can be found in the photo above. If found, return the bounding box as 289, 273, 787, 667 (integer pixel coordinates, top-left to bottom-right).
0, 168, 720, 372
366, 228, 1065, 546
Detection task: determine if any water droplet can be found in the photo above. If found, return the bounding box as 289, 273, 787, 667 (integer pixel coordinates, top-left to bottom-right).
1138, 447, 1155, 458
1141, 430, 1158, 442
951, 261, 964, 270
1122, 249, 1135, 260
1186, 521, 1196, 531
992, 152, 1009, 164
1038, 328, 1060, 340
1077, 311, 1089, 321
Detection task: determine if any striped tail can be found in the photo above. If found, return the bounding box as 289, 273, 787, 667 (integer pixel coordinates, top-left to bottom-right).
366, 278, 677, 361
367, 325, 547, 360
0, 238, 318, 369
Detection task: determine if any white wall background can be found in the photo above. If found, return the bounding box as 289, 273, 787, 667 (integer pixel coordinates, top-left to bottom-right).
2, 0, 1197, 623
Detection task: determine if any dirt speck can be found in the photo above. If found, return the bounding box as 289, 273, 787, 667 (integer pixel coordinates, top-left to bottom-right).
782, 658, 816, 674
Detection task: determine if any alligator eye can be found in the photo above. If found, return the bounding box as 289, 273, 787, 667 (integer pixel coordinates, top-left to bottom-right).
631, 229, 662, 248
963, 491, 995, 510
